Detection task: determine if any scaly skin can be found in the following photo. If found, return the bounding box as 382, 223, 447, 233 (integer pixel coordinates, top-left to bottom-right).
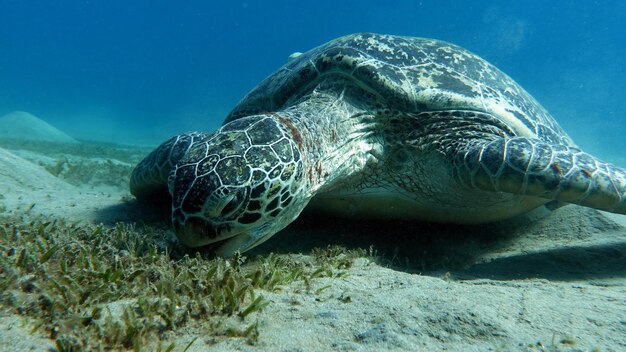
131, 115, 310, 255
454, 137, 626, 213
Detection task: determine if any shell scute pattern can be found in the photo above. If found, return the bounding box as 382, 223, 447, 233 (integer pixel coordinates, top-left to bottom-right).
228, 33, 571, 147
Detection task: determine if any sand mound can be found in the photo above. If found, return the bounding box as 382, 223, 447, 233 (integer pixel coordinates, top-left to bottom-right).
0, 147, 76, 214
0, 111, 79, 144
0, 146, 144, 223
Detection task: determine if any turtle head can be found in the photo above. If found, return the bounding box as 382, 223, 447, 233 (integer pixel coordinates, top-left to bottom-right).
169, 115, 308, 256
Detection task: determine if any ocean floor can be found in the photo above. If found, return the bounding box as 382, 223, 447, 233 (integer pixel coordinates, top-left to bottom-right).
0, 113, 624, 351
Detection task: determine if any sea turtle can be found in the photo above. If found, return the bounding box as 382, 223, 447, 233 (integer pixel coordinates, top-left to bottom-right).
130, 33, 626, 257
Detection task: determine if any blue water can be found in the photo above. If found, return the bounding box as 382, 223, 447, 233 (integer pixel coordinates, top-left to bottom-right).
1, 1, 625, 161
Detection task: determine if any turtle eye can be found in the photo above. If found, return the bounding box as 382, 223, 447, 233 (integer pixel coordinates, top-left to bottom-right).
219, 195, 239, 217
219, 187, 249, 218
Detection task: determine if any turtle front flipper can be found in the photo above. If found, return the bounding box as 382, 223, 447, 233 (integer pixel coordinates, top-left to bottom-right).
454, 137, 626, 214
130, 132, 211, 202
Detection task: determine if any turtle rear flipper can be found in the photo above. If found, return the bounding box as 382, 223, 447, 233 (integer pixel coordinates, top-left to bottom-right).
454, 137, 626, 214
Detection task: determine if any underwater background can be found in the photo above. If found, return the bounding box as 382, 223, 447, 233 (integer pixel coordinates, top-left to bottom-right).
1, 0, 625, 162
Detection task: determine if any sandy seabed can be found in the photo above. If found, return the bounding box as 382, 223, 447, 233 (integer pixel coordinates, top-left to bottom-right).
0, 113, 624, 351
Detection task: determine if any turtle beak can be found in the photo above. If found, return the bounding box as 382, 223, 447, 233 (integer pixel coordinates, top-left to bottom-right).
175, 216, 273, 257
214, 225, 274, 257
175, 216, 239, 248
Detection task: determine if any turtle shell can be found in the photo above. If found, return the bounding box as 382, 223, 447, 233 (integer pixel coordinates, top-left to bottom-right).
225, 33, 572, 146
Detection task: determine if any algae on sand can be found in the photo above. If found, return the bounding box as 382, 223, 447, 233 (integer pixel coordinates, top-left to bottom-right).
0, 216, 366, 350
